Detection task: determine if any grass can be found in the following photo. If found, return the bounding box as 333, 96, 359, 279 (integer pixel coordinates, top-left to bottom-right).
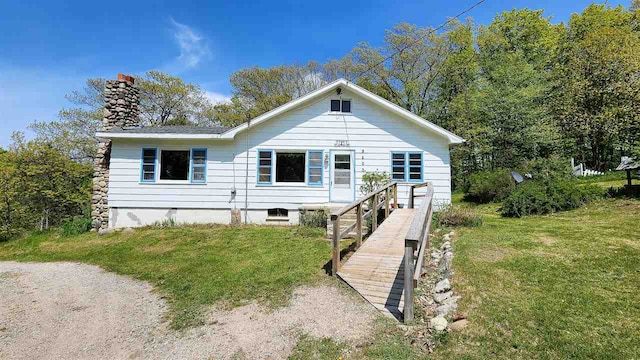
0, 224, 332, 329
356, 197, 640, 359
436, 199, 640, 359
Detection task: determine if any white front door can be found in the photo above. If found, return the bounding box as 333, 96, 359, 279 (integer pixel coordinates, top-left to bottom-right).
330, 150, 355, 203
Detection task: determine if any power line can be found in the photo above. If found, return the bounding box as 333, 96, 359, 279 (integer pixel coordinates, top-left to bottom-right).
349, 0, 487, 82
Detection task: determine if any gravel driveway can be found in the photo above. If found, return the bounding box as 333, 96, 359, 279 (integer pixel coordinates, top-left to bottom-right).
0, 262, 377, 359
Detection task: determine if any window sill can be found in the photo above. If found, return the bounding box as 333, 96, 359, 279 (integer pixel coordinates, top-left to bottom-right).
138, 181, 207, 185
266, 216, 289, 222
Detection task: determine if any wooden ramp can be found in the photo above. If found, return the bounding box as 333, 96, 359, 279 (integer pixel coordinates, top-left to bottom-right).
337, 208, 416, 320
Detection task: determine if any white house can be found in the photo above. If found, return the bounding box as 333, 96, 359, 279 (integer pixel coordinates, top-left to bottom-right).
93, 77, 464, 228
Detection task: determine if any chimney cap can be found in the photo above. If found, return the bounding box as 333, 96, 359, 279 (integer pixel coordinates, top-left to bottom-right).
117, 74, 135, 84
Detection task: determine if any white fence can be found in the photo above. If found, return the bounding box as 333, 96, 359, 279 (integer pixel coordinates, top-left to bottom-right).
571, 158, 603, 177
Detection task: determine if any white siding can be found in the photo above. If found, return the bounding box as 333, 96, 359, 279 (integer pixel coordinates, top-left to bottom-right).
107, 88, 452, 226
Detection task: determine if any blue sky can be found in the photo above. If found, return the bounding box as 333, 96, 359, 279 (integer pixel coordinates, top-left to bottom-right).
0, 0, 628, 147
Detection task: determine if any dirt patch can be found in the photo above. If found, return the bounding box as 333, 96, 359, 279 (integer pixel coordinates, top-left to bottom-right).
534, 234, 557, 246
474, 248, 513, 263
0, 261, 377, 360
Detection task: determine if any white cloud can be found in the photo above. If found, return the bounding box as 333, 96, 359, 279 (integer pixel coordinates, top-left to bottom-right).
169, 18, 211, 71
204, 90, 231, 104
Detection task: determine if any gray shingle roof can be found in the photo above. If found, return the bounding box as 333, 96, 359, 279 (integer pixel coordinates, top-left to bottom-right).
616, 156, 640, 171
111, 125, 231, 134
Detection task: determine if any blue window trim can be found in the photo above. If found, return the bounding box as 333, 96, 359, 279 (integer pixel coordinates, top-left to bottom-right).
140, 148, 157, 183
407, 152, 424, 183
190, 148, 207, 184
390, 151, 407, 182
306, 150, 324, 186
257, 149, 274, 185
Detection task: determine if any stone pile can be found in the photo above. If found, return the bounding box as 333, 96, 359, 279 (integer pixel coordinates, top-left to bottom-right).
91, 74, 140, 230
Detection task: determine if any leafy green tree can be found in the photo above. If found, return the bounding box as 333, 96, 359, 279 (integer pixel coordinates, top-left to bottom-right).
553, 4, 640, 170
30, 71, 217, 163
214, 62, 324, 126
4, 134, 92, 232
324, 22, 451, 117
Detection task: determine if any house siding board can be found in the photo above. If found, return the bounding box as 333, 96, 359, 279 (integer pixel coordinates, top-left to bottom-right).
107, 88, 452, 225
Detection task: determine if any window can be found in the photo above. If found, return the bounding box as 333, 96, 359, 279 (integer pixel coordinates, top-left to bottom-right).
276, 152, 305, 183
330, 99, 341, 112
160, 150, 190, 180
391, 152, 424, 182
257, 150, 273, 184
330, 99, 351, 113
391, 152, 406, 181
191, 149, 207, 183
307, 150, 323, 185
268, 208, 288, 218
334, 154, 351, 185
408, 152, 423, 181
341, 100, 351, 113
141, 148, 157, 182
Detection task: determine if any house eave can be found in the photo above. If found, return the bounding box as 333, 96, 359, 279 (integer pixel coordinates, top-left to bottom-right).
96, 132, 232, 140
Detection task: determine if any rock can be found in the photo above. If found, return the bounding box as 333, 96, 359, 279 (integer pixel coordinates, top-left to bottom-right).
443, 234, 451, 241
98, 228, 113, 236
435, 303, 457, 317
430, 316, 448, 331
434, 279, 451, 293
447, 231, 455, 237
448, 319, 469, 331
434, 228, 442, 233
433, 291, 452, 304
452, 313, 467, 322
441, 241, 451, 250
91, 220, 102, 229
443, 295, 461, 306
122, 227, 134, 234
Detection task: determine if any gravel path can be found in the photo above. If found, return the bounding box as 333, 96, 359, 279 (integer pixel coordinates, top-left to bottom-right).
0, 262, 378, 359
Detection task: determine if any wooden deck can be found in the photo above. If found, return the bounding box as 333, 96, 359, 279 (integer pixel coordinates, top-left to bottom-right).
337, 208, 416, 320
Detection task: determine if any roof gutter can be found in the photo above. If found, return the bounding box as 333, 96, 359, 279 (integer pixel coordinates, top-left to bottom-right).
95, 132, 232, 140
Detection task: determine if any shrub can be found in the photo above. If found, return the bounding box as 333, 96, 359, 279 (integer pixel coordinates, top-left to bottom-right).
463, 169, 515, 203
0, 225, 21, 242
61, 217, 93, 236
434, 204, 483, 228
360, 170, 391, 195
299, 208, 328, 228
501, 179, 603, 217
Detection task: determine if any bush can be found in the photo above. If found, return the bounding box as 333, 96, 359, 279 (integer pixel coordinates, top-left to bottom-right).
62, 217, 93, 236
464, 169, 515, 203
501, 179, 603, 217
0, 225, 22, 242
434, 204, 483, 227
360, 170, 391, 195
299, 208, 328, 228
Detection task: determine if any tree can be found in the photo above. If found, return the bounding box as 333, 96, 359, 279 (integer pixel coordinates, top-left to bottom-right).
30, 71, 217, 163
1, 134, 92, 235
324, 22, 452, 118
553, 4, 640, 170
214, 62, 324, 127
137, 70, 216, 126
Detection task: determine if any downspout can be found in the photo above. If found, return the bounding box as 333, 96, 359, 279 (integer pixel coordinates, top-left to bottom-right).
244, 119, 251, 224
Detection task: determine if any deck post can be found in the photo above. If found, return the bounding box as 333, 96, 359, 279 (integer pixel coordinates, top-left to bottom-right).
356, 203, 363, 248
372, 193, 378, 232
409, 186, 414, 209
393, 184, 398, 208
332, 216, 340, 276
384, 188, 390, 218
403, 240, 417, 322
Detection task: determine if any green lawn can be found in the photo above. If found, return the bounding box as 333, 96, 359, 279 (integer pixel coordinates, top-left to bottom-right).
362, 198, 640, 359
0, 225, 331, 329
2, 198, 638, 358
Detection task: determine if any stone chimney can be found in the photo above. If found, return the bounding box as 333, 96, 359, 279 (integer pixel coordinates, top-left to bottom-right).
91, 74, 140, 229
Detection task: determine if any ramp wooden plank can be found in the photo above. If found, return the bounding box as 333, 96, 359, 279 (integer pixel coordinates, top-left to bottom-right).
337, 208, 415, 321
